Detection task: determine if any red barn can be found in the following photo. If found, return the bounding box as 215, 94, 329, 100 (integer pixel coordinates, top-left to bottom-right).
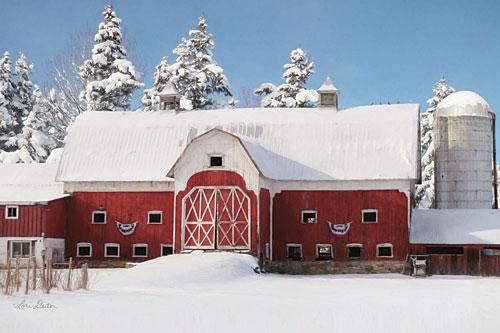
0, 163, 68, 265
50, 99, 420, 271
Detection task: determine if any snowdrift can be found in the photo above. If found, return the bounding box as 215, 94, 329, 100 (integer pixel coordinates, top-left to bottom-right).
96, 252, 258, 290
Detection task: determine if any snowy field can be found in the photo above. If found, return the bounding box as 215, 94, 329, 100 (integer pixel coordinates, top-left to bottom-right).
1, 253, 500, 333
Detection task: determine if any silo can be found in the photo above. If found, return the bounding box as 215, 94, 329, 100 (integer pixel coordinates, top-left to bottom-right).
434, 91, 494, 209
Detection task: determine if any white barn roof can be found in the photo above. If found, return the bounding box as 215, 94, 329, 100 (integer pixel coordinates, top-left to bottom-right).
0, 163, 67, 204
56, 105, 420, 182
410, 209, 500, 245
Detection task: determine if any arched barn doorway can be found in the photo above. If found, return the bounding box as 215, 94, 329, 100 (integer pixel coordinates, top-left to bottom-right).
182, 186, 251, 250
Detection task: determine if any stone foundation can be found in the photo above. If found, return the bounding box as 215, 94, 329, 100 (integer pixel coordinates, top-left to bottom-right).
264, 260, 406, 275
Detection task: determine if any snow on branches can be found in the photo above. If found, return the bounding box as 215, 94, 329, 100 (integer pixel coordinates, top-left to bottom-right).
142, 56, 175, 112
79, 4, 142, 111
415, 77, 455, 208
254, 48, 318, 108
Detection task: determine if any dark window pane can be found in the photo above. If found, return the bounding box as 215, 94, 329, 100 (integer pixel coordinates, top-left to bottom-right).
78, 246, 91, 256
302, 212, 317, 224
149, 213, 162, 223
106, 246, 119, 256
426, 247, 464, 255
210, 156, 223, 167
93, 212, 106, 223
134, 246, 147, 256
287, 246, 302, 260
22, 242, 31, 258
317, 246, 333, 260
162, 246, 173, 256
377, 246, 392, 257
363, 211, 377, 222
348, 246, 362, 259
12, 242, 21, 257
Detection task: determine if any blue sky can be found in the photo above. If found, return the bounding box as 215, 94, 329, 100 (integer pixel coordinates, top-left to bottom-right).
1, 0, 499, 115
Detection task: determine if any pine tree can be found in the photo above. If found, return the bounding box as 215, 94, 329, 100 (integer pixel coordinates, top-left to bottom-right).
415, 78, 455, 208
0, 52, 16, 149
14, 86, 57, 162
170, 15, 233, 110
254, 48, 317, 108
142, 56, 174, 111
79, 4, 142, 111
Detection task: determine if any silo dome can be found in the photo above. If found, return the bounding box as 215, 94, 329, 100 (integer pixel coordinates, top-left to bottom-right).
436, 90, 491, 117
434, 90, 494, 209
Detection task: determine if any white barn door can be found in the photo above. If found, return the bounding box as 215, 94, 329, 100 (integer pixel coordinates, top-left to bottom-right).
182, 186, 250, 250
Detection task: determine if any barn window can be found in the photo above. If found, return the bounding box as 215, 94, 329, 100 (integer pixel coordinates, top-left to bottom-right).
316, 244, 333, 260
286, 244, 302, 261
362, 209, 378, 223
376, 243, 393, 258
148, 211, 162, 224
92, 211, 107, 224
104, 243, 120, 257
161, 244, 173, 256
77, 243, 92, 257
301, 210, 317, 224
133, 244, 148, 257
426, 247, 464, 255
10, 241, 31, 258
483, 248, 500, 256
5, 205, 19, 219
209, 155, 223, 167
347, 244, 363, 259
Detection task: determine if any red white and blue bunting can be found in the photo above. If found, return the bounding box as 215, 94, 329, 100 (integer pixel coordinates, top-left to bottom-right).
327, 221, 352, 235
116, 221, 138, 236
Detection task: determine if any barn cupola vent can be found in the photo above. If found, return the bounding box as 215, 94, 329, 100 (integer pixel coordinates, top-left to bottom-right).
317, 76, 339, 109
158, 83, 180, 111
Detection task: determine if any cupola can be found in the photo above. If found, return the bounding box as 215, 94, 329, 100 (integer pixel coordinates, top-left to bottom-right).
317, 76, 339, 109
158, 83, 179, 111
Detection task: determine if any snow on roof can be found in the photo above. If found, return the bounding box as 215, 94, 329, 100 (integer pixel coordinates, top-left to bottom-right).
436, 91, 491, 117
0, 163, 67, 204
410, 209, 500, 245
158, 82, 178, 96
57, 105, 420, 182
317, 76, 338, 92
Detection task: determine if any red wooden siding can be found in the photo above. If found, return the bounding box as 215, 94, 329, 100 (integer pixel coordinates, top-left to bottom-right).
411, 244, 500, 276
259, 188, 271, 261
174, 170, 258, 254
272, 190, 409, 261
0, 198, 67, 238
66, 192, 174, 259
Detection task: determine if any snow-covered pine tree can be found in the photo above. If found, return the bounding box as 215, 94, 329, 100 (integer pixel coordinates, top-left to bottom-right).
79, 4, 142, 111
14, 86, 57, 162
415, 78, 455, 208
170, 15, 233, 110
254, 48, 318, 108
142, 56, 175, 111
0, 52, 17, 149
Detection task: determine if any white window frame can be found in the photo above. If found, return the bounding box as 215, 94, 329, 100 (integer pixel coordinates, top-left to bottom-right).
10, 240, 32, 258
286, 243, 303, 260
104, 243, 120, 258
346, 243, 363, 259
92, 210, 107, 224
5, 205, 19, 219
161, 244, 174, 256
376, 243, 394, 258
301, 210, 317, 224
147, 211, 163, 224
208, 154, 224, 168
362, 209, 378, 223
132, 244, 148, 258
316, 244, 333, 260
77, 242, 92, 257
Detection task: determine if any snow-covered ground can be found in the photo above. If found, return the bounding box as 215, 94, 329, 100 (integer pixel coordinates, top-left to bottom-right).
1, 252, 500, 333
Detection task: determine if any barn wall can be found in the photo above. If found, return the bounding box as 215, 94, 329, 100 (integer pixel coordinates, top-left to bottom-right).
0, 198, 66, 238
259, 188, 271, 261
174, 170, 258, 254
272, 190, 409, 261
66, 192, 174, 260
411, 244, 500, 276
